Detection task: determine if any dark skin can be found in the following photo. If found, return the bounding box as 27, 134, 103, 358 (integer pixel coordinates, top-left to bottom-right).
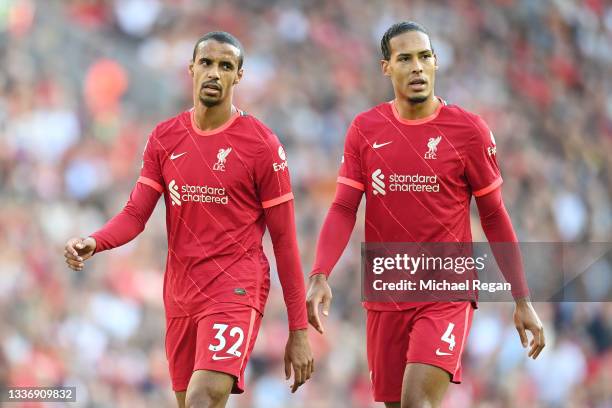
65, 38, 314, 408
307, 30, 545, 408
188, 39, 243, 131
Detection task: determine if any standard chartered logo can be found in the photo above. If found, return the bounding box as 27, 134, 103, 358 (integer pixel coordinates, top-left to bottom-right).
169, 180, 181, 206
371, 170, 440, 196
167, 179, 228, 205
372, 169, 386, 195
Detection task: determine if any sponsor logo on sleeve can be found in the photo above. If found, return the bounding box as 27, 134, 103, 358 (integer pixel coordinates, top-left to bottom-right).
273, 145, 288, 172
487, 131, 497, 156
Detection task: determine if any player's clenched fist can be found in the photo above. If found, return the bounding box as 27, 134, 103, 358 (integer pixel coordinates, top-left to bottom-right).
306, 274, 333, 334
64, 237, 96, 271
284, 329, 314, 393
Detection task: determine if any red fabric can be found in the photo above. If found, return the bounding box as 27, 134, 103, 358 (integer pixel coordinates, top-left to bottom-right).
367, 302, 474, 401
475, 187, 530, 299
92, 110, 304, 325
166, 305, 262, 393
312, 182, 529, 299
311, 183, 362, 277
90, 182, 160, 252
91, 184, 307, 330
264, 200, 308, 330
338, 101, 503, 312
138, 110, 293, 318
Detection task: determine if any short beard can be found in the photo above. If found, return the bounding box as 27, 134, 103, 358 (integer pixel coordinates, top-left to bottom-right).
407, 95, 428, 104
199, 96, 220, 108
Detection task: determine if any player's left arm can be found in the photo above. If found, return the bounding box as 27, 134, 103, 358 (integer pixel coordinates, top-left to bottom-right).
475, 188, 545, 359
264, 201, 314, 392
253, 121, 313, 392
466, 114, 545, 359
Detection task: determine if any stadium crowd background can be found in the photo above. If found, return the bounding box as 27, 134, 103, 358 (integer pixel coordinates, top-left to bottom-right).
0, 0, 610, 407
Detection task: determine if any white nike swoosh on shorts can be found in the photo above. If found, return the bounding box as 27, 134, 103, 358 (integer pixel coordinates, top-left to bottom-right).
211, 354, 235, 361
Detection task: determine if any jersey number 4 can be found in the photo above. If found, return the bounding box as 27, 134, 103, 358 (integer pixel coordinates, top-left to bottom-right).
208, 323, 245, 357
441, 323, 456, 351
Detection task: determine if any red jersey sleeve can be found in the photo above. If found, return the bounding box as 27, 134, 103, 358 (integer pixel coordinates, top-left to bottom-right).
264, 200, 308, 330
138, 130, 165, 194
254, 126, 294, 208
337, 120, 365, 191
464, 115, 502, 197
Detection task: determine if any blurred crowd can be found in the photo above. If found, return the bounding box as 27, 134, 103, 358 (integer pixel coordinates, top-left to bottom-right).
0, 0, 610, 407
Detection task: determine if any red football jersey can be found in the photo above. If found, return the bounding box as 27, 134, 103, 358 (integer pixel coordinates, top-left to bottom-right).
338, 99, 502, 311
139, 109, 293, 317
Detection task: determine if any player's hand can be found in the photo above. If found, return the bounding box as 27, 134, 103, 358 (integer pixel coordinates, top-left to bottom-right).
513, 298, 545, 359
284, 329, 314, 393
306, 274, 332, 334
64, 237, 96, 271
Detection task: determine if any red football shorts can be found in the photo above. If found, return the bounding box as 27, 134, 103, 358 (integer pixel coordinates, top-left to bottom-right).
366, 301, 474, 402
165, 305, 262, 393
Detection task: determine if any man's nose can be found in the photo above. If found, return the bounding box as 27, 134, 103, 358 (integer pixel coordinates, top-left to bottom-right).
411, 59, 423, 73
207, 65, 220, 79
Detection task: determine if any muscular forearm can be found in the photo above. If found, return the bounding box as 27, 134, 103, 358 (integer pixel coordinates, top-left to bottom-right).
476, 187, 529, 299
90, 182, 161, 252
311, 183, 363, 278
264, 200, 308, 330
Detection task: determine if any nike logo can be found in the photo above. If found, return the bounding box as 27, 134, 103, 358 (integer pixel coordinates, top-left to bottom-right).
211, 354, 235, 361
170, 152, 187, 160
373, 141, 393, 149
435, 349, 453, 356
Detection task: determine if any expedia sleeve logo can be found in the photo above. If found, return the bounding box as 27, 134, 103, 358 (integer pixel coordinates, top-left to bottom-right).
487, 131, 497, 156
273, 145, 288, 172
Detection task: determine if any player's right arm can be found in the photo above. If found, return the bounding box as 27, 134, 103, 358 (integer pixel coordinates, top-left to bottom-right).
307, 121, 364, 334
64, 132, 164, 271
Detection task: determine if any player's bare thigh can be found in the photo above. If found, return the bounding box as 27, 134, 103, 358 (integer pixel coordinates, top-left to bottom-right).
175, 391, 186, 408
184, 369, 234, 408
401, 363, 450, 408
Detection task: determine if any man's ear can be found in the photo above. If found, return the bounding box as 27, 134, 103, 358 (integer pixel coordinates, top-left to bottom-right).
434, 54, 439, 70
381, 59, 390, 77
234, 68, 244, 85
188, 60, 194, 77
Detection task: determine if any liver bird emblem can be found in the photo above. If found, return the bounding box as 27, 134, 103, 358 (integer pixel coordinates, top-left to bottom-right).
425, 136, 442, 159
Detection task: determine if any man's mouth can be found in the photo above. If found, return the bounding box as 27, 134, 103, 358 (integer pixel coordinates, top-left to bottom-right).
201, 82, 221, 96
408, 78, 427, 91
202, 82, 221, 90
